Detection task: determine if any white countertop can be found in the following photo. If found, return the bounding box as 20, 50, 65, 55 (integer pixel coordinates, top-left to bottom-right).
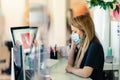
50, 58, 91, 80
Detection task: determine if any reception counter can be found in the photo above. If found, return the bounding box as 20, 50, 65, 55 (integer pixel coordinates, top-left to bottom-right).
50, 58, 91, 80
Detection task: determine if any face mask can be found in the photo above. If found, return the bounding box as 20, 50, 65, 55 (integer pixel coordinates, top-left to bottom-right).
71, 33, 81, 44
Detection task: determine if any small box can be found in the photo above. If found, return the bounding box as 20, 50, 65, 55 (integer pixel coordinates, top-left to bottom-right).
105, 56, 113, 63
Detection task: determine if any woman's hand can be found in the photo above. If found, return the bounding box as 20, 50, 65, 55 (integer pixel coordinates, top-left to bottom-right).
71, 40, 77, 48
71, 40, 77, 49
65, 65, 73, 73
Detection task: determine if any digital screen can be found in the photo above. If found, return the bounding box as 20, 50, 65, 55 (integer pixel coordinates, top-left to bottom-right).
10, 26, 38, 53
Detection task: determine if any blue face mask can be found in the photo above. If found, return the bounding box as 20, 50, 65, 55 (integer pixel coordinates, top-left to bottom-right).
71, 33, 81, 44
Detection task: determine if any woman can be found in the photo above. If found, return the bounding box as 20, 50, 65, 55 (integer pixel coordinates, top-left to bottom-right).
65, 13, 105, 80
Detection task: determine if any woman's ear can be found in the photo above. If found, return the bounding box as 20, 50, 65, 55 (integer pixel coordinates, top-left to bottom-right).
80, 31, 85, 39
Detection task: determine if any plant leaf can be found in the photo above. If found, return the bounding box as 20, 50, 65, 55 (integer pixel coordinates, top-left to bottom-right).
115, 5, 119, 13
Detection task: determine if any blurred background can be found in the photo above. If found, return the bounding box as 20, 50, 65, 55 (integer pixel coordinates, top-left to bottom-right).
0, 0, 120, 80
0, 0, 89, 47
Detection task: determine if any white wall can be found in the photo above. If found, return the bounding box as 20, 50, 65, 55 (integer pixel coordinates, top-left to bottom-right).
48, 0, 67, 46
1, 0, 26, 41
0, 14, 4, 44
93, 7, 110, 57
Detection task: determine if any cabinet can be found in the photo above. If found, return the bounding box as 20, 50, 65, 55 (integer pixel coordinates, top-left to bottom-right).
104, 63, 120, 80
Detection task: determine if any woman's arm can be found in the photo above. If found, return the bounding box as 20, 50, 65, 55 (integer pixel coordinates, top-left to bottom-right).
66, 41, 93, 78
66, 66, 93, 78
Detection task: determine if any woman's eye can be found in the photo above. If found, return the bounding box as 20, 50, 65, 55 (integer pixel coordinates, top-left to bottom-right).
72, 31, 75, 33
72, 30, 77, 33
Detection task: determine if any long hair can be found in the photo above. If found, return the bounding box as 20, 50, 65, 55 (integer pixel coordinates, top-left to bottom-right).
71, 13, 100, 68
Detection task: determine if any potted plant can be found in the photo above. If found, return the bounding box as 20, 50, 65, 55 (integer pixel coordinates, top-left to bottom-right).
87, 0, 119, 11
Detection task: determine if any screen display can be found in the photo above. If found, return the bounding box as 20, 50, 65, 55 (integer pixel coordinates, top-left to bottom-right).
10, 26, 38, 53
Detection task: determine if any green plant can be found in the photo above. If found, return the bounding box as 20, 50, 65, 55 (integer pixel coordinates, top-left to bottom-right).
87, 0, 119, 12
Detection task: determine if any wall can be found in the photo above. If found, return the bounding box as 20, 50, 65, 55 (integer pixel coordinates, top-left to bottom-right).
48, 0, 67, 46
0, 12, 4, 44
1, 0, 26, 41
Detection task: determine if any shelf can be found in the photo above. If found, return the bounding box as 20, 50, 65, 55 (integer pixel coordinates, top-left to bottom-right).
104, 62, 119, 70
